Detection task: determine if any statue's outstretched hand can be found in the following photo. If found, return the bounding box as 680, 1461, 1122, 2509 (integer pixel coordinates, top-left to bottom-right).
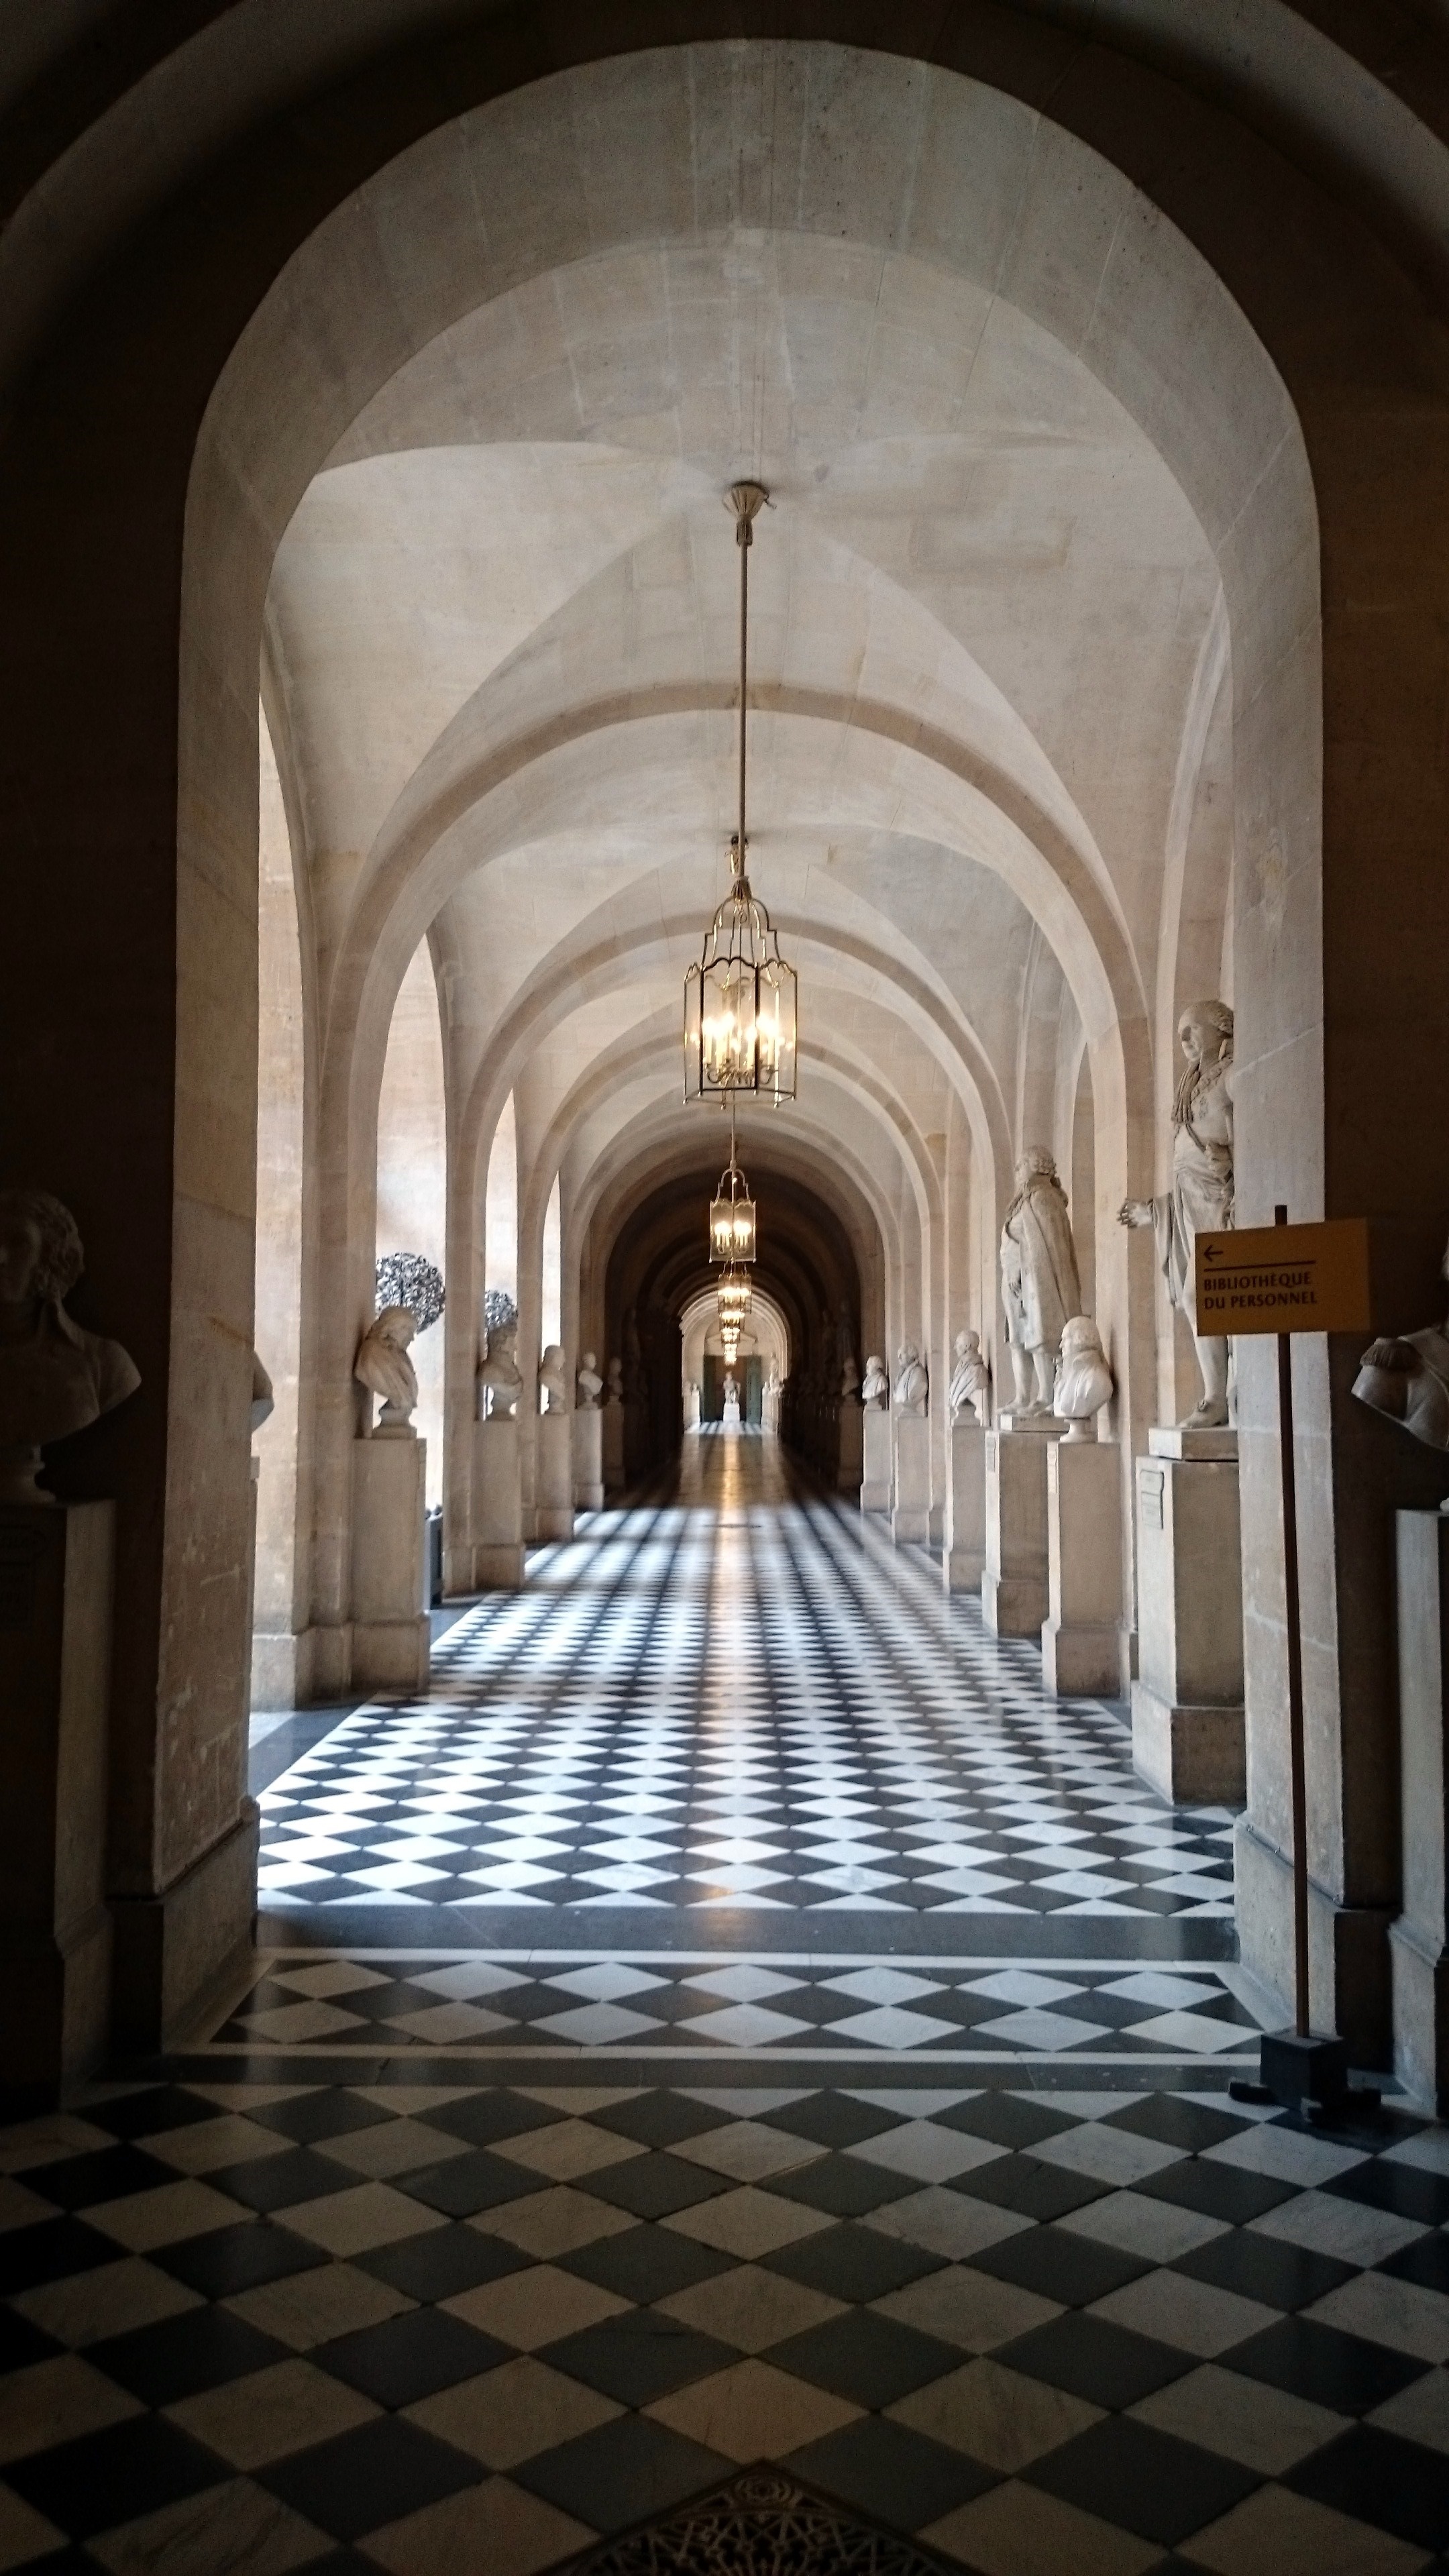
1360, 1338, 1417, 1372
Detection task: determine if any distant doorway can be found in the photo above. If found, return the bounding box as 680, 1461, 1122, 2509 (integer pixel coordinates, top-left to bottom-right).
702, 1354, 763, 1423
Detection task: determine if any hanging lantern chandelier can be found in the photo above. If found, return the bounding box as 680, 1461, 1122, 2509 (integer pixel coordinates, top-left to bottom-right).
709, 1098, 757, 1264
684, 482, 798, 1106
720, 1321, 741, 1367
716, 1263, 753, 1326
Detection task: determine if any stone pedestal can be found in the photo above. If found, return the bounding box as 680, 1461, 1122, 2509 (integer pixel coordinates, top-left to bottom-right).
892, 1415, 931, 1544
1390, 1509, 1449, 2111
1044, 1437, 1124, 1696
1131, 1427, 1244, 1805
535, 1410, 574, 1542
0, 1502, 115, 2106
861, 1407, 891, 1512
837, 1403, 863, 1495
943, 1418, 986, 1592
983, 1417, 1065, 1637
352, 1434, 429, 1688
602, 1402, 625, 1496
573, 1407, 604, 1512
474, 1415, 525, 1587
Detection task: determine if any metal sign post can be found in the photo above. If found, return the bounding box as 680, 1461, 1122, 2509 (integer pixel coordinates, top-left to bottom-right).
1195, 1208, 1379, 2121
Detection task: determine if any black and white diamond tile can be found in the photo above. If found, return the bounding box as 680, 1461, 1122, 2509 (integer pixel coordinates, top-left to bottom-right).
209, 1950, 1265, 2065
254, 1450, 1234, 1923
2, 2070, 1446, 2573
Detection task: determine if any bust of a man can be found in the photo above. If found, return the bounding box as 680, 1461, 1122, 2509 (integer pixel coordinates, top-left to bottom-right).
606, 1356, 625, 1405
1054, 1315, 1114, 1441
894, 1342, 928, 1416
0, 1187, 142, 1500
841, 1353, 861, 1402
539, 1344, 568, 1413
861, 1354, 888, 1408
356, 1305, 418, 1432
949, 1328, 989, 1426
576, 1350, 603, 1409
478, 1322, 523, 1420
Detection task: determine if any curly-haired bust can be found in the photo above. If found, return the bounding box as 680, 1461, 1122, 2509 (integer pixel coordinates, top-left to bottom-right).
0, 1187, 142, 1470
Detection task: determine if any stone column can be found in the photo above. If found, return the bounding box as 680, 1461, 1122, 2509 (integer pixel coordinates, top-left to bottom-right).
0, 1503, 115, 2106
837, 1403, 863, 1496
473, 1417, 525, 1587
944, 1419, 986, 1593
602, 1399, 625, 1496
573, 1407, 604, 1512
1132, 1428, 1244, 1804
892, 1415, 930, 1544
535, 1409, 574, 1543
861, 1409, 891, 1512
351, 1433, 429, 1690
1044, 1437, 1124, 1696
983, 1416, 1065, 1637
1390, 1509, 1449, 2112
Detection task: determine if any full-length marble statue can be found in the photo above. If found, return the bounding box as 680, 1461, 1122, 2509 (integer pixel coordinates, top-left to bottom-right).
894, 1343, 928, 1415
1354, 1238, 1449, 1451
355, 1305, 419, 1430
1119, 999, 1235, 1429
1000, 1148, 1082, 1414
0, 1186, 141, 1499
949, 1328, 989, 1426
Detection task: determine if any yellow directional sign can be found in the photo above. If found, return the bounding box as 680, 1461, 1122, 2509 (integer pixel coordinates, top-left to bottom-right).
1195, 1219, 1372, 1336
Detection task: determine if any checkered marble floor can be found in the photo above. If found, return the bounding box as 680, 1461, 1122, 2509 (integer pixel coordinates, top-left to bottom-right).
211, 1951, 1266, 2067
256, 1437, 1234, 1925
3, 2068, 1446, 2573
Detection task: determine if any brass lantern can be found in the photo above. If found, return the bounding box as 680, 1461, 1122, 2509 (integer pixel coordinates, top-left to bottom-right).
716, 1263, 753, 1326
683, 482, 798, 1105
709, 1155, 757, 1265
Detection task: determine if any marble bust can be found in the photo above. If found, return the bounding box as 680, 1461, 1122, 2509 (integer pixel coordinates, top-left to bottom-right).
606, 1356, 624, 1405
1119, 999, 1235, 1429
1054, 1315, 1114, 1440
539, 1344, 568, 1413
894, 1342, 928, 1416
477, 1321, 522, 1420
841, 1353, 860, 1403
0, 1187, 142, 1501
576, 1350, 603, 1409
1354, 1237, 1449, 1453
1000, 1148, 1082, 1415
861, 1354, 889, 1408
949, 1328, 989, 1426
355, 1305, 418, 1432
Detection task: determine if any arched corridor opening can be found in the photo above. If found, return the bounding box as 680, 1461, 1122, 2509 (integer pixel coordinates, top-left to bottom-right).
6, 19, 1449, 2569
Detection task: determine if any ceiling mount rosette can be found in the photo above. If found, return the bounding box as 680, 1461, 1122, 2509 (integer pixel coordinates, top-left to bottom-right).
684, 481, 797, 1106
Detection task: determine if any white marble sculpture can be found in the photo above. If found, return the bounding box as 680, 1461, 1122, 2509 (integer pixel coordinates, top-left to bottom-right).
477, 1321, 523, 1420
949, 1328, 990, 1426
606, 1357, 625, 1405
539, 1344, 568, 1413
0, 1187, 142, 1501
355, 1305, 418, 1432
1354, 1237, 1449, 1453
722, 1372, 742, 1428
576, 1350, 603, 1409
1054, 1315, 1114, 1440
1000, 1148, 1083, 1415
894, 1342, 928, 1416
861, 1354, 889, 1408
1119, 1000, 1235, 1429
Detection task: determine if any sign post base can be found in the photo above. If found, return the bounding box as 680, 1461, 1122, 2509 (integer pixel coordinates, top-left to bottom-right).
1230, 2029, 1380, 2123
